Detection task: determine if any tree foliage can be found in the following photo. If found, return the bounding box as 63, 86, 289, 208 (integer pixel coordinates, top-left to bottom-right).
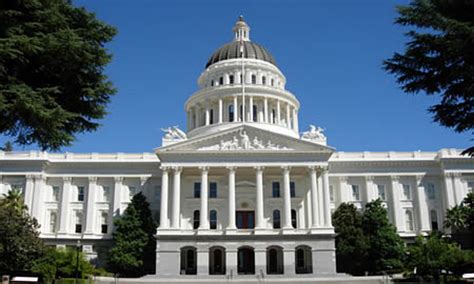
405, 232, 474, 281
332, 203, 368, 275
0, 190, 45, 273
383, 0, 474, 155
445, 192, 474, 248
108, 192, 157, 277
32, 247, 95, 282
0, 0, 117, 151
361, 199, 405, 275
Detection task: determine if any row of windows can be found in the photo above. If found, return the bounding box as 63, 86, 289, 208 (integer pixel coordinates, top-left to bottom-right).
47, 185, 139, 203
209, 74, 280, 88
48, 210, 109, 234
330, 183, 438, 202
192, 181, 296, 199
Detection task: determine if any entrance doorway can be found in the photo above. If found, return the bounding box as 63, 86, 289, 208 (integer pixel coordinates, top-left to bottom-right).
236, 211, 255, 229
209, 246, 226, 275
237, 246, 255, 274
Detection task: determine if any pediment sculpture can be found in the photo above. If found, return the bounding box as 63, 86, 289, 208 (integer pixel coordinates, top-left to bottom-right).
161, 126, 187, 146
198, 130, 293, 151
301, 124, 327, 145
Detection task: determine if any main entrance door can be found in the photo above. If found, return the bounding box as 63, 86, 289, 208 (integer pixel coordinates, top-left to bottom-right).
238, 247, 255, 275
236, 211, 255, 229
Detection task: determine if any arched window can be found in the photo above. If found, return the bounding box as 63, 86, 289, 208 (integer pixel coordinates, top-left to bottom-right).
271, 78, 274, 86
238, 246, 255, 275
209, 246, 226, 275
273, 210, 281, 229
229, 75, 234, 84
266, 246, 283, 274
291, 209, 297, 229
211, 80, 214, 86
180, 246, 197, 275
271, 109, 276, 123
252, 105, 257, 122
228, 105, 234, 122
430, 210, 438, 231
251, 74, 256, 84
405, 210, 414, 232
219, 76, 224, 85
210, 210, 217, 230
209, 109, 214, 124
295, 246, 312, 274
193, 210, 200, 229
262, 76, 266, 85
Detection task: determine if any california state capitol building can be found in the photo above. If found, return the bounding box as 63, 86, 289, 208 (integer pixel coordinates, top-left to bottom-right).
0, 17, 473, 279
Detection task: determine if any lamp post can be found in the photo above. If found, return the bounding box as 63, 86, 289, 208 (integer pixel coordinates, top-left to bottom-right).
75, 240, 81, 284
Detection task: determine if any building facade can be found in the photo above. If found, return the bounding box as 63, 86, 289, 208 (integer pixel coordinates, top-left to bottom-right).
0, 17, 473, 278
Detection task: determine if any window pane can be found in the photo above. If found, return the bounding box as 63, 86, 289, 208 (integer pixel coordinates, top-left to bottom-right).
272, 182, 280, 198
290, 182, 296, 198
377, 185, 386, 201
78, 187, 84, 201
194, 182, 201, 198
351, 185, 360, 201
209, 182, 217, 198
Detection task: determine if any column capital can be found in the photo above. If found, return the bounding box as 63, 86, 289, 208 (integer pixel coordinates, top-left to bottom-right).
391, 175, 400, 181
254, 166, 265, 171
226, 166, 237, 172
444, 172, 454, 178
339, 176, 348, 182
160, 166, 170, 172
88, 176, 98, 183
114, 176, 123, 183
365, 175, 374, 182
26, 174, 44, 181
198, 166, 209, 173
415, 175, 425, 183
318, 165, 329, 172
62, 176, 72, 183
307, 165, 318, 173
172, 166, 183, 173
281, 165, 291, 173
140, 176, 148, 186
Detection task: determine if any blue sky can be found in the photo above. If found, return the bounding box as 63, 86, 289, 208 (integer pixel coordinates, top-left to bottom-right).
1, 0, 471, 153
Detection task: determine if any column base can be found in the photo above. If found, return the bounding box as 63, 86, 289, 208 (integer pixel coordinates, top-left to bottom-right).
309, 227, 335, 235
254, 227, 271, 235
225, 228, 237, 235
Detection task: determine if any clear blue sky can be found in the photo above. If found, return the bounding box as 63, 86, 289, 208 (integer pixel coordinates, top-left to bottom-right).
1, 0, 471, 153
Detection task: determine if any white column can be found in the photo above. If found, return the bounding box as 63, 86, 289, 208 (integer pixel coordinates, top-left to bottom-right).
322, 168, 332, 227
227, 166, 236, 230
264, 97, 268, 123
159, 167, 169, 228
171, 167, 182, 229
112, 177, 123, 217
452, 173, 464, 204
205, 106, 210, 126
286, 103, 291, 128
199, 166, 209, 230
233, 96, 238, 122
390, 176, 403, 231
84, 177, 97, 234
282, 166, 292, 229
338, 176, 350, 203
218, 98, 223, 123
309, 166, 320, 228
31, 175, 45, 224
24, 175, 35, 214
415, 175, 431, 233
0, 175, 3, 196
364, 176, 376, 203
442, 173, 456, 212
317, 172, 325, 226
276, 100, 281, 125
255, 166, 265, 229
58, 177, 72, 234
293, 108, 299, 132
249, 95, 253, 121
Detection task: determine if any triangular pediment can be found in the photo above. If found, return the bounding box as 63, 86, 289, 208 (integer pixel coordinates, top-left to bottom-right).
156, 124, 334, 154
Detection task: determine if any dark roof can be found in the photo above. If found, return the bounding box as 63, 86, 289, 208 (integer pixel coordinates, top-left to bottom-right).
205, 41, 276, 68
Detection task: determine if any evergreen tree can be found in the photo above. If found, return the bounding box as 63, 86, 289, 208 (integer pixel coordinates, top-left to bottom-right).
332, 203, 368, 275
383, 0, 474, 155
0, 191, 45, 272
362, 199, 405, 275
0, 0, 117, 151
445, 192, 474, 249
108, 192, 157, 277
1, 141, 13, 152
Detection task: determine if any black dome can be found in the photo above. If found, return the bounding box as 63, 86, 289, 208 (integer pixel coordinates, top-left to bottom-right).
205, 41, 276, 68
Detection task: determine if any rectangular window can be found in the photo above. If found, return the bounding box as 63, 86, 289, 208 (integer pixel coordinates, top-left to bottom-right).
351, 185, 360, 201
229, 75, 234, 84
75, 212, 83, 233
272, 182, 280, 198
209, 182, 217, 198
377, 185, 386, 201
102, 186, 110, 202
427, 183, 436, 200
329, 185, 334, 202
52, 186, 60, 202
402, 184, 412, 200
194, 182, 201, 198
128, 186, 137, 199
77, 186, 85, 202
154, 185, 161, 202
468, 181, 474, 193
101, 212, 108, 234
49, 211, 57, 233
290, 181, 296, 198
219, 77, 223, 85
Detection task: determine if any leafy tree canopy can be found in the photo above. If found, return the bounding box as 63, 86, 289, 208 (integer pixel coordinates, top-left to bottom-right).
383, 0, 474, 155
0, 190, 45, 272
332, 203, 368, 275
0, 0, 117, 151
445, 192, 474, 248
108, 192, 157, 277
362, 199, 405, 274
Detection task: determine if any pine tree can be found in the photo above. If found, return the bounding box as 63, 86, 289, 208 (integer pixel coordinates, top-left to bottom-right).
0, 0, 117, 151
362, 199, 405, 275
383, 0, 474, 155
108, 192, 157, 277
332, 203, 368, 275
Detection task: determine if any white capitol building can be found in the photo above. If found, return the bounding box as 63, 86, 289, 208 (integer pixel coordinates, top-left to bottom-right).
0, 17, 473, 279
